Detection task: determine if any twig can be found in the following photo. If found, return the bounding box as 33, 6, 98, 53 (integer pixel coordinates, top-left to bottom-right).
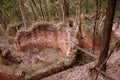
99, 15, 106, 27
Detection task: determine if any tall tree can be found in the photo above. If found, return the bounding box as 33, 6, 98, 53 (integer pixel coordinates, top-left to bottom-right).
0, 47, 2, 57
39, 0, 45, 20
96, 0, 117, 71
43, 0, 50, 21
60, 0, 69, 22
32, 0, 41, 19
29, 0, 37, 21
18, 0, 27, 29
76, 1, 83, 47
51, 0, 61, 20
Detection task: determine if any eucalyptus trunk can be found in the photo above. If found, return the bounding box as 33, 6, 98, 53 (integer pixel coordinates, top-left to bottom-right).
76, 1, 82, 46
60, 0, 69, 22
32, 0, 41, 19
18, 0, 27, 29
43, 0, 49, 21
29, 0, 37, 21
96, 0, 117, 71
39, 0, 45, 20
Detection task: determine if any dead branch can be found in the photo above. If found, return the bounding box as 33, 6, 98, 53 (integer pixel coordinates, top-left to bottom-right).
71, 42, 98, 59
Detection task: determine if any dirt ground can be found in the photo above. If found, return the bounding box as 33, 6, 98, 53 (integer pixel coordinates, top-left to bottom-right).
0, 22, 119, 80
0, 35, 76, 79
0, 25, 95, 80
42, 50, 120, 80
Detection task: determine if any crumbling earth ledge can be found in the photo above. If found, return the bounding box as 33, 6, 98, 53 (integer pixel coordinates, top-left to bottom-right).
13, 23, 71, 56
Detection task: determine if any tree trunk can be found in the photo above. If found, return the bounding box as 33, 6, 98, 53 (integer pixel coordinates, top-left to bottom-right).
39, 0, 45, 20
60, 0, 69, 22
76, 1, 83, 47
43, 0, 49, 21
32, 0, 41, 19
18, 0, 27, 29
0, 47, 2, 56
51, 0, 61, 20
96, 0, 117, 71
29, 0, 37, 21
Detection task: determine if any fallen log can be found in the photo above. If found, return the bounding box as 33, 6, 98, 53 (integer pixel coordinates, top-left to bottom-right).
71, 42, 98, 59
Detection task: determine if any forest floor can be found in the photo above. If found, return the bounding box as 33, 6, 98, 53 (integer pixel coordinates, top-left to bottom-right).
0, 23, 96, 80
0, 22, 120, 80
42, 50, 120, 80
0, 35, 76, 79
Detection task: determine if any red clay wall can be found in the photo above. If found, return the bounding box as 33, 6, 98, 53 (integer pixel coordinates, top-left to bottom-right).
13, 23, 70, 56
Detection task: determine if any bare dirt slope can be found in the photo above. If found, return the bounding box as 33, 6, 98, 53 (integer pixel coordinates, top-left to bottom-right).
42, 50, 120, 80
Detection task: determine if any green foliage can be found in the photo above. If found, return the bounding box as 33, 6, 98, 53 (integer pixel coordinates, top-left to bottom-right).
10, 65, 16, 71
83, 19, 102, 40
0, 57, 3, 64
83, 0, 96, 14
115, 1, 120, 18
1, 0, 21, 21
0, 0, 119, 32
60, 62, 67, 67
69, 0, 78, 15
101, 0, 108, 10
